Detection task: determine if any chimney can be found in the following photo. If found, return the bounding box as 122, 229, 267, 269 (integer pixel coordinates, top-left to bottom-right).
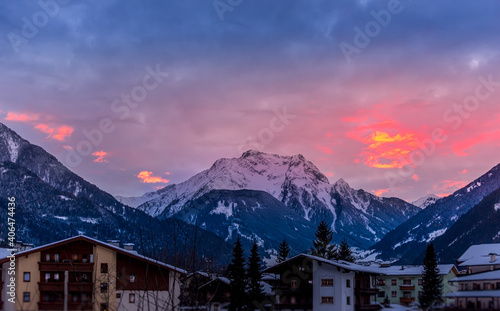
23, 243, 34, 250
15, 241, 23, 251
490, 253, 496, 263
107, 240, 120, 247
123, 243, 134, 251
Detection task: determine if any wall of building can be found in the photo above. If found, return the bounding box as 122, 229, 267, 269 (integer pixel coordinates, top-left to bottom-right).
93, 244, 117, 311
116, 290, 171, 311
312, 261, 355, 311
15, 252, 41, 311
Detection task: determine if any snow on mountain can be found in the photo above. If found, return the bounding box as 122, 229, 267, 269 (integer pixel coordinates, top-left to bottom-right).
135, 150, 419, 249
412, 194, 440, 209
373, 162, 500, 263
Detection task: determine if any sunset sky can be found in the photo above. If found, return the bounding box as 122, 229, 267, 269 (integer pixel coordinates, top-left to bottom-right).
1, 0, 500, 201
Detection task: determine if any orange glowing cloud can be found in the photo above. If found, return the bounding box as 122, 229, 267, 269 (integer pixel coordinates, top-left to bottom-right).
372, 188, 390, 196
452, 130, 500, 156
52, 126, 74, 141
5, 112, 39, 122
92, 151, 108, 163
345, 116, 424, 169
461, 169, 468, 174
434, 180, 468, 195
137, 171, 170, 184
412, 174, 419, 181
35, 124, 74, 142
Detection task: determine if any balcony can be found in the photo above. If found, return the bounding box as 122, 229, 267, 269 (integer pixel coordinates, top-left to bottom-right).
399, 285, 415, 290
38, 301, 93, 311
38, 262, 94, 272
39, 282, 93, 292
400, 297, 416, 304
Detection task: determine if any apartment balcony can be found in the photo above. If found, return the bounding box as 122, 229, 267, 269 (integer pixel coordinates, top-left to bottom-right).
38, 262, 94, 272
399, 297, 416, 304
39, 282, 93, 292
38, 301, 93, 311
399, 285, 415, 290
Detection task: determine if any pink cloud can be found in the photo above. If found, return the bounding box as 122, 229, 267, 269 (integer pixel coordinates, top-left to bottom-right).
372, 188, 390, 196
35, 123, 74, 142
412, 174, 419, 181
92, 151, 108, 163
137, 171, 170, 184
5, 112, 39, 122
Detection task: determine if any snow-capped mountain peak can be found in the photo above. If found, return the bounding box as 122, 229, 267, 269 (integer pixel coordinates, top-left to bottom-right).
411, 194, 440, 209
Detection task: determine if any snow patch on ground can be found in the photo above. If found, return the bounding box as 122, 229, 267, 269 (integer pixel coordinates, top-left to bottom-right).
79, 217, 98, 224
393, 237, 415, 250
210, 201, 233, 218
494, 231, 500, 240
467, 181, 482, 192
59, 195, 72, 201
54, 216, 68, 221
424, 228, 447, 242
451, 215, 458, 221
495, 203, 500, 211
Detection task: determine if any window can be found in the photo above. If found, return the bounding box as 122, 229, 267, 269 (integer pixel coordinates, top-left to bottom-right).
214, 303, 219, 311
54, 253, 59, 262
130, 274, 135, 283
377, 291, 385, 298
72, 293, 78, 302
100, 282, 108, 293
346, 279, 351, 288
321, 278, 334, 287
403, 279, 412, 285
290, 296, 296, 304
45, 273, 51, 282
418, 278, 423, 286
82, 254, 88, 263
346, 296, 351, 305
45, 253, 51, 262
497, 282, 500, 290
23, 272, 30, 282
82, 293, 88, 302
101, 263, 108, 273
403, 291, 412, 298
391, 279, 397, 286
23, 292, 30, 302
418, 291, 423, 297
54, 273, 60, 281
391, 291, 397, 298
72, 254, 79, 262
116, 293, 122, 299
321, 296, 334, 304
129, 293, 136, 303
44, 293, 50, 302
290, 280, 297, 288
377, 279, 386, 286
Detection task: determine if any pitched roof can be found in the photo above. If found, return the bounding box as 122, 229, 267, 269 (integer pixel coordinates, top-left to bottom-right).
263, 254, 383, 275
375, 264, 457, 276
458, 244, 500, 263
449, 269, 500, 283
444, 290, 500, 298
0, 235, 186, 274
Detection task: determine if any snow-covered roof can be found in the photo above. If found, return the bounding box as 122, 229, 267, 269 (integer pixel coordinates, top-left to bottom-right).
375, 264, 456, 276
449, 269, 500, 282
444, 290, 500, 298
459, 255, 500, 267
200, 276, 231, 289
264, 254, 384, 275
0, 235, 187, 274
458, 244, 500, 263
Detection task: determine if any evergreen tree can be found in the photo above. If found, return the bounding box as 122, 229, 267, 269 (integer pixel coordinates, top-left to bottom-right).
337, 238, 355, 262
310, 220, 338, 260
247, 241, 264, 309
419, 243, 443, 310
277, 240, 290, 263
228, 236, 247, 311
